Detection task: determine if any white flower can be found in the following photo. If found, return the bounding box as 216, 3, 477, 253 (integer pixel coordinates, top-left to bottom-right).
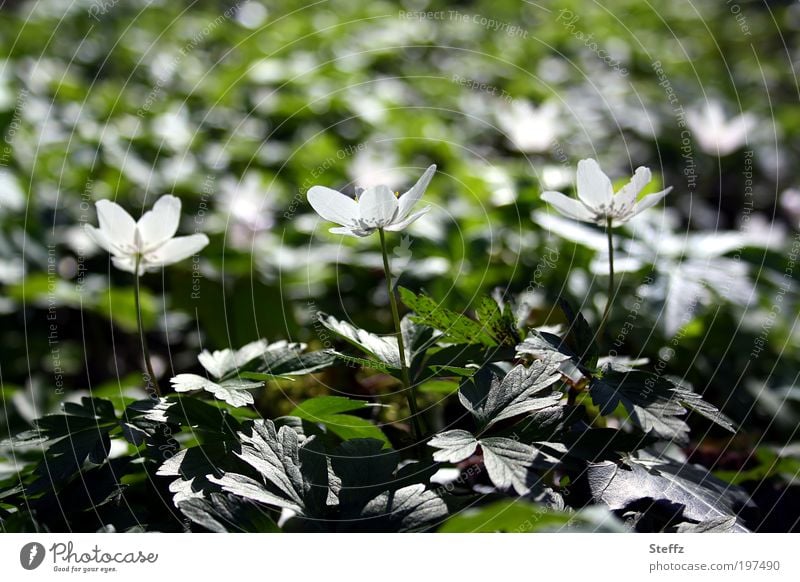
541, 158, 671, 226
307, 164, 436, 237
533, 209, 784, 336
86, 194, 209, 274
496, 100, 561, 153
686, 101, 756, 157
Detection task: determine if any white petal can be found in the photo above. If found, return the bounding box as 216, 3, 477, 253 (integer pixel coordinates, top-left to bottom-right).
397, 164, 436, 219
137, 194, 181, 250
532, 211, 607, 251
541, 191, 595, 222
576, 159, 613, 208
615, 166, 651, 209
146, 233, 209, 267
95, 199, 136, 248
307, 186, 359, 226
358, 185, 398, 227
85, 224, 118, 255
329, 226, 365, 237
633, 187, 672, 215
384, 206, 430, 231
111, 255, 140, 274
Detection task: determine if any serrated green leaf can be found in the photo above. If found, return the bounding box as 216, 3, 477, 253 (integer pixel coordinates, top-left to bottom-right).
357, 484, 447, 532
475, 296, 520, 346
587, 453, 753, 532
399, 287, 496, 346
458, 361, 563, 429
590, 369, 732, 442
178, 492, 280, 533
429, 430, 478, 463
209, 420, 330, 517
317, 314, 402, 368
170, 373, 262, 407
479, 437, 537, 495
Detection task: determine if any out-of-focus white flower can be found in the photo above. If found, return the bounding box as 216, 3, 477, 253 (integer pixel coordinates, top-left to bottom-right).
86, 194, 209, 275
496, 100, 561, 153
540, 165, 573, 190
219, 172, 275, 232
0, 170, 25, 211
780, 188, 800, 227
307, 164, 436, 237
348, 148, 406, 190
541, 158, 671, 226
534, 208, 783, 336
686, 101, 756, 156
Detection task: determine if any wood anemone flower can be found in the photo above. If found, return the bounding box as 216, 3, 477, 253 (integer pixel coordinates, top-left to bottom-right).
86, 194, 210, 275
307, 164, 436, 237
541, 158, 671, 227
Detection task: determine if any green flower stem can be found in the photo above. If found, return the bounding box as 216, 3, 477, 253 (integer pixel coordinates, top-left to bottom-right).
597, 217, 615, 342
378, 228, 423, 443
134, 254, 161, 397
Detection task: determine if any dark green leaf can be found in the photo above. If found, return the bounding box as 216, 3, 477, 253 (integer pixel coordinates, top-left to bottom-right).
357, 484, 447, 532
178, 493, 280, 533
458, 362, 563, 429
289, 397, 389, 446
439, 500, 628, 532
587, 454, 753, 532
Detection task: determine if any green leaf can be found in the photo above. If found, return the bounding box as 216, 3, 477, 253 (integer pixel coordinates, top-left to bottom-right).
331, 439, 399, 513
587, 453, 753, 532
429, 430, 478, 463
475, 296, 520, 346
130, 395, 243, 441
675, 516, 738, 533
558, 299, 598, 366
424, 344, 518, 373
428, 431, 545, 495
328, 351, 392, 372
590, 369, 733, 442
178, 492, 280, 533
196, 339, 272, 378
209, 420, 330, 517
439, 500, 627, 532
458, 361, 563, 429
357, 484, 448, 532
258, 345, 336, 376
170, 374, 262, 407
289, 397, 389, 446
479, 437, 537, 495
399, 287, 496, 346
418, 379, 460, 394
5, 398, 121, 496
317, 314, 402, 368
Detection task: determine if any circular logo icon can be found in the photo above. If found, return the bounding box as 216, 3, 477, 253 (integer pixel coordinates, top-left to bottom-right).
19, 542, 46, 570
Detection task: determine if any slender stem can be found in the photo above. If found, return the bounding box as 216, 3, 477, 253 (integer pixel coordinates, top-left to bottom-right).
378, 228, 423, 443
134, 254, 161, 397
597, 217, 615, 342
